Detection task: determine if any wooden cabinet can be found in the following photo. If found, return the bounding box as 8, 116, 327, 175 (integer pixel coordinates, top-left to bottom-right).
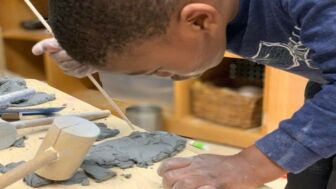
0, 0, 95, 93
165, 53, 308, 148
0, 28, 5, 75
0, 0, 139, 116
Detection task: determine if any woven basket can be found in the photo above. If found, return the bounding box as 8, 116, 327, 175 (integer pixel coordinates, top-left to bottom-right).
191, 81, 262, 128
191, 58, 264, 129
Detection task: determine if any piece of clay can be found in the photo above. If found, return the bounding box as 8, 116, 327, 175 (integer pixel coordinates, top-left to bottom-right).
2, 132, 186, 188
0, 162, 51, 188
60, 170, 90, 186
0, 161, 25, 173
24, 173, 53, 188
11, 92, 56, 107
95, 123, 120, 141
0, 77, 55, 107
81, 160, 117, 183
0, 77, 26, 95
121, 173, 132, 179
0, 161, 51, 188
12, 137, 27, 148
80, 178, 90, 186
24, 170, 90, 188
0, 161, 90, 188
85, 131, 187, 169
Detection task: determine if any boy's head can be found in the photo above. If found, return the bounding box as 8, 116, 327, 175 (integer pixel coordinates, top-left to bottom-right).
49, 0, 238, 80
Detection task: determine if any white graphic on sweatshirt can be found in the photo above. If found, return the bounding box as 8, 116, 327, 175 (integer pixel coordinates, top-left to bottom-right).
251, 26, 318, 70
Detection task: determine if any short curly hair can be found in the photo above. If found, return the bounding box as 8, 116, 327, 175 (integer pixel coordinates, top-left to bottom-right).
49, 0, 182, 66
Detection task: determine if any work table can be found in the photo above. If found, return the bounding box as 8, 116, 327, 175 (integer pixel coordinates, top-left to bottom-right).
0, 79, 280, 189
0, 79, 194, 189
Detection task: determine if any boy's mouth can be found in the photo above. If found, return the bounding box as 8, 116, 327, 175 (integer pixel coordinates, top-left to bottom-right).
171, 74, 201, 81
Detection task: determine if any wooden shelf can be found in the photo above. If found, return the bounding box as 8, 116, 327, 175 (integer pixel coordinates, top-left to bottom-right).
165, 115, 263, 148
4, 39, 46, 80
224, 52, 242, 59
166, 58, 307, 147
3, 29, 51, 41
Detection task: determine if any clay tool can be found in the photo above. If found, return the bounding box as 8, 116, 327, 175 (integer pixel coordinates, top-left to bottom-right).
0, 110, 111, 150
87, 75, 135, 130
0, 89, 36, 107
0, 116, 100, 188
1, 112, 23, 121
0, 106, 66, 116
24, 0, 135, 131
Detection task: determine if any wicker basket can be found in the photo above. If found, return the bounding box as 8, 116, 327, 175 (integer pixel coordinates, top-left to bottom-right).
191, 58, 263, 129
191, 81, 262, 128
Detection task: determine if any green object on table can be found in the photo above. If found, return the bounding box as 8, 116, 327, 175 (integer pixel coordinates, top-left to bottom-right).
190, 140, 206, 150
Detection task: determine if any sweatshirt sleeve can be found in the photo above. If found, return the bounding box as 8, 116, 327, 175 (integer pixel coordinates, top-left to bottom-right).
256, 0, 336, 173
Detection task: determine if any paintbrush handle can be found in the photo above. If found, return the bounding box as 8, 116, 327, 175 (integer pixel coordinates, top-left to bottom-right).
24, 0, 53, 34
0, 149, 58, 188
88, 75, 135, 130
12, 110, 111, 129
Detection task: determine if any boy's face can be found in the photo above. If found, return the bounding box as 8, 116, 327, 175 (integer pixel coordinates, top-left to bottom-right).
101, 1, 236, 80
103, 31, 226, 80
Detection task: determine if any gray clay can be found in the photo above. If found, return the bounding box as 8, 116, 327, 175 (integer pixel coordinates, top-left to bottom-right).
11, 92, 56, 107
24, 170, 90, 188
0, 77, 55, 107
85, 131, 187, 169
0, 77, 26, 95
60, 170, 90, 186
95, 123, 120, 141
0, 161, 89, 188
2, 132, 186, 188
80, 178, 90, 186
81, 160, 117, 183
0, 104, 9, 110
24, 173, 53, 188
0, 161, 25, 173
121, 173, 132, 179
0, 161, 52, 188
12, 137, 27, 148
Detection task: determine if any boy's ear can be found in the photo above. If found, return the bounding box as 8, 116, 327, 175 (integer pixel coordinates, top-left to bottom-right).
180, 3, 220, 31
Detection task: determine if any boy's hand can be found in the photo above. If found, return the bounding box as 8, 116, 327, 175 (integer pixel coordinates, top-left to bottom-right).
158, 145, 286, 189
32, 38, 97, 78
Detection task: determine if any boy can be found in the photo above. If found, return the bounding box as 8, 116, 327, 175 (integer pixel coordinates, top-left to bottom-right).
33, 0, 336, 188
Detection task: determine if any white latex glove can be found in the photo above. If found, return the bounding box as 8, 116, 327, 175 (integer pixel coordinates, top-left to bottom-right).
32, 38, 97, 78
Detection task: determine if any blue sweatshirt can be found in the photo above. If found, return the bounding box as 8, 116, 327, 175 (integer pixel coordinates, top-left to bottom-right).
227, 0, 336, 173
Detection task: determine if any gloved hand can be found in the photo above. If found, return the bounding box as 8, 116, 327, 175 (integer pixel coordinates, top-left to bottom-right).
32, 38, 97, 78
158, 145, 286, 189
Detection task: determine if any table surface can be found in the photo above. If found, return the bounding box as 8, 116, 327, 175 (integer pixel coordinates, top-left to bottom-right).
0, 79, 275, 189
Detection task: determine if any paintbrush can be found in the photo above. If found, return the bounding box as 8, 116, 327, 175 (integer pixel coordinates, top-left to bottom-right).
23, 0, 135, 130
